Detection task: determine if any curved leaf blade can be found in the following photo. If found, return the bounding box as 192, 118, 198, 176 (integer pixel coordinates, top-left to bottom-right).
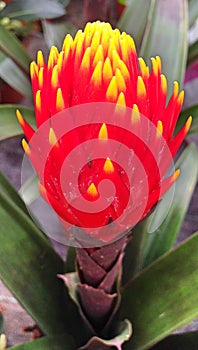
0, 24, 31, 74
0, 175, 89, 342
120, 232, 198, 350
142, 143, 198, 267
80, 319, 132, 350
151, 331, 198, 350
0, 54, 32, 98
175, 105, 198, 135
42, 19, 76, 50
140, 0, 188, 91
189, 0, 198, 27
0, 104, 35, 141
0, 0, 66, 21
117, 0, 156, 50
8, 334, 75, 350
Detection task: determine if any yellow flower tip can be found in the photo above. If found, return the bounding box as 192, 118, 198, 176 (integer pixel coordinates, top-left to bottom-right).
91, 60, 103, 87
118, 60, 130, 80
116, 91, 126, 107
156, 55, 162, 72
151, 57, 158, 76
48, 46, 59, 69
131, 104, 140, 123
106, 76, 118, 101
62, 34, 73, 56
37, 50, 45, 67
98, 123, 108, 140
127, 34, 136, 53
185, 116, 192, 133
103, 157, 114, 174
116, 68, 126, 92
22, 138, 30, 155
161, 74, 167, 95
87, 182, 98, 198
91, 31, 101, 55
30, 61, 38, 79
51, 65, 59, 88
49, 128, 58, 147
80, 47, 91, 70
38, 67, 44, 88
156, 120, 163, 138
120, 38, 129, 61
56, 88, 65, 111
16, 109, 24, 126
103, 57, 113, 84
138, 57, 148, 78
112, 49, 120, 72
177, 90, 184, 106
137, 75, 146, 98
36, 90, 41, 111
171, 168, 180, 183
57, 51, 64, 72
75, 32, 85, 62
173, 81, 179, 97
93, 45, 104, 66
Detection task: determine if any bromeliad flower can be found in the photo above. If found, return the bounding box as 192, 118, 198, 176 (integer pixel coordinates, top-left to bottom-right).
17, 21, 191, 244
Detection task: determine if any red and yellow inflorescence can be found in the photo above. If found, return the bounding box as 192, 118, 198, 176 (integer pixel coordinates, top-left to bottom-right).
17, 21, 191, 233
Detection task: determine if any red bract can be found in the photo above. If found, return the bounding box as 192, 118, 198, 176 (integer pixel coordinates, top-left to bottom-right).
18, 21, 191, 242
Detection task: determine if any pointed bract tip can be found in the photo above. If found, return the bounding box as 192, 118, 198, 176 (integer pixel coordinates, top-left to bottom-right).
99, 123, 108, 140
173, 81, 179, 97
37, 50, 45, 67
49, 128, 58, 146
106, 75, 118, 101
185, 116, 192, 133
156, 120, 163, 137
172, 169, 180, 182
104, 157, 114, 174
131, 104, 140, 123
137, 75, 146, 98
161, 74, 167, 95
87, 182, 98, 197
16, 109, 24, 126
22, 139, 30, 155
177, 90, 184, 105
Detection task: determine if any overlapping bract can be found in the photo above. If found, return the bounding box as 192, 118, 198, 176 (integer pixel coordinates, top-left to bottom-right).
18, 21, 191, 234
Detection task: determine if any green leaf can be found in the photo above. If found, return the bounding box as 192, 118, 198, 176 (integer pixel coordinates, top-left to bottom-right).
188, 40, 198, 66
0, 104, 35, 141
117, 0, 156, 50
0, 0, 66, 21
0, 172, 29, 215
140, 0, 188, 92
188, 0, 198, 27
122, 220, 148, 286
120, 232, 198, 350
0, 175, 89, 343
64, 246, 76, 273
175, 104, 198, 135
142, 143, 198, 268
151, 331, 198, 350
80, 319, 132, 350
42, 19, 76, 50
0, 53, 32, 98
8, 333, 75, 350
0, 24, 31, 74
183, 78, 198, 109
19, 173, 39, 206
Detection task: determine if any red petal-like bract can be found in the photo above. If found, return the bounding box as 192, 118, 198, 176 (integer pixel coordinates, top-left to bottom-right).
18, 21, 191, 242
